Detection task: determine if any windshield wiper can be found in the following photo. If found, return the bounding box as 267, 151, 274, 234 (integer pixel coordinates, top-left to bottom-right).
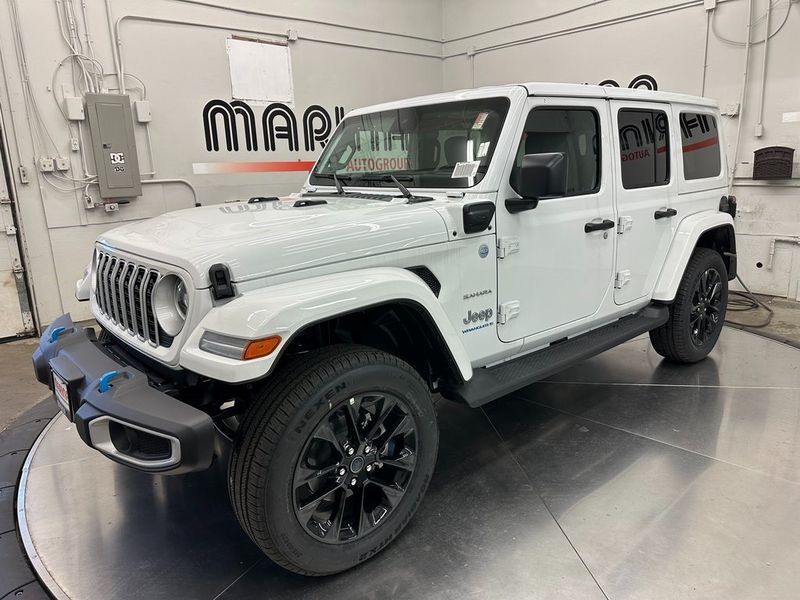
313, 172, 352, 194
354, 174, 433, 203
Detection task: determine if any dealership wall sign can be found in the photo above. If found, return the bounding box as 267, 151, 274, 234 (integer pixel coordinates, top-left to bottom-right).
598, 74, 658, 90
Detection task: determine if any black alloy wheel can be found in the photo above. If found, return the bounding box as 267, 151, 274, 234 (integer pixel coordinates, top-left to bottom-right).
689, 267, 723, 346
293, 393, 417, 543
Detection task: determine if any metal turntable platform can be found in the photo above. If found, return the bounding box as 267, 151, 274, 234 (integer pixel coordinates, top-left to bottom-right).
13, 328, 800, 599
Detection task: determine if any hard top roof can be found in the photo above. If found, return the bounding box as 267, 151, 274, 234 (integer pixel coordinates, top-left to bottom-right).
347, 82, 717, 117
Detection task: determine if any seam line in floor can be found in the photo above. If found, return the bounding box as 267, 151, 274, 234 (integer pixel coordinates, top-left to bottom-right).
479, 407, 611, 600
512, 394, 800, 487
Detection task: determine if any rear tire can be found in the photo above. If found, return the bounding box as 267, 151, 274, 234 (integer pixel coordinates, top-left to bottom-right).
228, 344, 437, 576
650, 247, 728, 363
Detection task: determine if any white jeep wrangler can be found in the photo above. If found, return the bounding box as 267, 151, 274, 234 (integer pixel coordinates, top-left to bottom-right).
33, 82, 736, 575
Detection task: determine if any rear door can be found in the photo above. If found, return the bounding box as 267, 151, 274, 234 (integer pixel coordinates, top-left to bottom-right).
610, 102, 677, 304
495, 97, 616, 342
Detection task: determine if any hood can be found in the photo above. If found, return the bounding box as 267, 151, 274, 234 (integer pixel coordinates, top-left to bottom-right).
98, 194, 449, 287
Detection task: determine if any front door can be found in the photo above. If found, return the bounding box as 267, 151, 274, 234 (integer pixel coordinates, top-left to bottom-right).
496, 98, 615, 342
610, 101, 677, 304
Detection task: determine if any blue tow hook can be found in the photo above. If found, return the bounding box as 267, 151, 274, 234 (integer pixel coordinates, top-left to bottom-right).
49, 326, 67, 343
98, 371, 120, 393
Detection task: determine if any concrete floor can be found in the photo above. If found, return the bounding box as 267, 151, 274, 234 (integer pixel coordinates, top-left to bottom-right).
0, 339, 49, 431
725, 294, 800, 345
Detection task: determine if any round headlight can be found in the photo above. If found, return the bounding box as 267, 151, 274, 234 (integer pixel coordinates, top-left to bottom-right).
153, 275, 190, 337
176, 280, 189, 319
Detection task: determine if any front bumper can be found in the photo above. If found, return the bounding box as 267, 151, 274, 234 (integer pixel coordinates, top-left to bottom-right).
32, 314, 216, 474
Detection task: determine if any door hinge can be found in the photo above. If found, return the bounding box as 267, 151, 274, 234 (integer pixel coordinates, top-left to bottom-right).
615, 270, 631, 289
497, 237, 520, 258
12, 258, 24, 274
0, 189, 10, 204
5, 225, 17, 236
498, 300, 520, 324
617, 215, 633, 234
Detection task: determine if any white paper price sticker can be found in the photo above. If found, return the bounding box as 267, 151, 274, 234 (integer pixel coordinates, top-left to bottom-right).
451, 161, 481, 179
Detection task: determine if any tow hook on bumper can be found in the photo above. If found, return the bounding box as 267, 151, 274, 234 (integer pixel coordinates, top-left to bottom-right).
32, 314, 215, 475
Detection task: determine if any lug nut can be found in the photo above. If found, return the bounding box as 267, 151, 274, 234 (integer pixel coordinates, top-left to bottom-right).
366, 464, 373, 472
347, 447, 355, 456
350, 477, 358, 486
364, 445, 372, 454
338, 467, 346, 476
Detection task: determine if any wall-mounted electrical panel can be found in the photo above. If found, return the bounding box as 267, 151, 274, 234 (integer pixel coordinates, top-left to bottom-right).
85, 94, 141, 199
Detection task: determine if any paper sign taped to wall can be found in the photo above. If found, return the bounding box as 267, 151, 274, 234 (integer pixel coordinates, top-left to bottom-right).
452, 161, 480, 178
227, 37, 294, 104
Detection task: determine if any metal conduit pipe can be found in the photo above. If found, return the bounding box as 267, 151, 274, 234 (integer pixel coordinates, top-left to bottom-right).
767, 237, 800, 270
729, 0, 754, 194
442, 0, 709, 59
86, 177, 199, 207
110, 15, 442, 96
170, 0, 442, 44
754, 1, 772, 137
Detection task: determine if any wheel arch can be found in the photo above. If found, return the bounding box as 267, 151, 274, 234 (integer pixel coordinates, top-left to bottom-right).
179, 267, 472, 386
652, 212, 736, 302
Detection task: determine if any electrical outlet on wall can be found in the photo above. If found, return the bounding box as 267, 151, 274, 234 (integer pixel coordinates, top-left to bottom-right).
38, 157, 54, 172
70, 137, 80, 152
55, 157, 70, 171
104, 202, 119, 212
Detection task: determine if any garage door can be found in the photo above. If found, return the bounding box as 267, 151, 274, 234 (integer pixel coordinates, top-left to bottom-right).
0, 109, 33, 340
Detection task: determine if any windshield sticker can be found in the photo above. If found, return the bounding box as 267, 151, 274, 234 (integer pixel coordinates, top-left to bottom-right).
477, 141, 491, 158
472, 112, 489, 130
452, 161, 480, 179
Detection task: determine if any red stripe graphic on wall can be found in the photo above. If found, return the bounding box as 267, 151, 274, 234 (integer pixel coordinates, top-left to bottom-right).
192, 161, 316, 174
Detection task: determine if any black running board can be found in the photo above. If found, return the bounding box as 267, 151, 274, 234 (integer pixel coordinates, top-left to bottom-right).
446, 305, 669, 407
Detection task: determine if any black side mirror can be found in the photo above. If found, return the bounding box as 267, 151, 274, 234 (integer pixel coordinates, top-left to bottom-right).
506, 152, 567, 213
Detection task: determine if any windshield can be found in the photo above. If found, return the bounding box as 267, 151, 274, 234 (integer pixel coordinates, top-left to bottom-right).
310, 97, 510, 189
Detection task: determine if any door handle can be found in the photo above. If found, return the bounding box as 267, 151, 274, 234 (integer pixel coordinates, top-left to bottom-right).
584, 219, 615, 233
654, 208, 677, 220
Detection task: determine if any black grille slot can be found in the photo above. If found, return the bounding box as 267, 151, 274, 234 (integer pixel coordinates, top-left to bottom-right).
406, 266, 441, 297
95, 251, 169, 348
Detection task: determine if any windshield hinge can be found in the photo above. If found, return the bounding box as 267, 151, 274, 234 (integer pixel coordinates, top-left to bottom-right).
497, 237, 520, 259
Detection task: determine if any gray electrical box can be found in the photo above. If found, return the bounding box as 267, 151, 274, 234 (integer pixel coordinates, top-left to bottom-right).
85, 94, 142, 199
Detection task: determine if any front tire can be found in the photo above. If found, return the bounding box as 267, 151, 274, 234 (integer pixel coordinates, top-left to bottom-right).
650, 247, 728, 363
228, 344, 437, 576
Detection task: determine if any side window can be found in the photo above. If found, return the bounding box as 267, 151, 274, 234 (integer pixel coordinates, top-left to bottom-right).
618, 109, 670, 189
510, 108, 600, 197
680, 112, 721, 180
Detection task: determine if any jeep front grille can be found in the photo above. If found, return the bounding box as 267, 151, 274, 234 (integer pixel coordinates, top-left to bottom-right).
95, 251, 172, 347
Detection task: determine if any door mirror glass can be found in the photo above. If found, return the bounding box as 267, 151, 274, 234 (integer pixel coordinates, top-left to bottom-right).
519, 152, 567, 199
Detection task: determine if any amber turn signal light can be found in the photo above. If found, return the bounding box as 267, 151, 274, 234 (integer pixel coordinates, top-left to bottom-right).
242, 336, 281, 360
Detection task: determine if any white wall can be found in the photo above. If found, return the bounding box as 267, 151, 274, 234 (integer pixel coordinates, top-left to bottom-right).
1, 0, 799, 332
442, 0, 800, 300
0, 0, 442, 326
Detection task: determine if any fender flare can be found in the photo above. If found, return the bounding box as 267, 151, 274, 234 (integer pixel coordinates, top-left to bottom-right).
179, 267, 473, 384
652, 211, 735, 302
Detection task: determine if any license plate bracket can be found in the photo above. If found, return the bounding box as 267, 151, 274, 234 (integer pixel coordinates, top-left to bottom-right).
52, 370, 73, 421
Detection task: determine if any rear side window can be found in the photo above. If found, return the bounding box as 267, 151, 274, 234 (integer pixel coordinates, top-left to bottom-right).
680, 112, 721, 180
618, 109, 670, 189
510, 107, 600, 197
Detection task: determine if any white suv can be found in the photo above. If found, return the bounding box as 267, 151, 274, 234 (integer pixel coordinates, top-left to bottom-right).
33, 82, 736, 575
